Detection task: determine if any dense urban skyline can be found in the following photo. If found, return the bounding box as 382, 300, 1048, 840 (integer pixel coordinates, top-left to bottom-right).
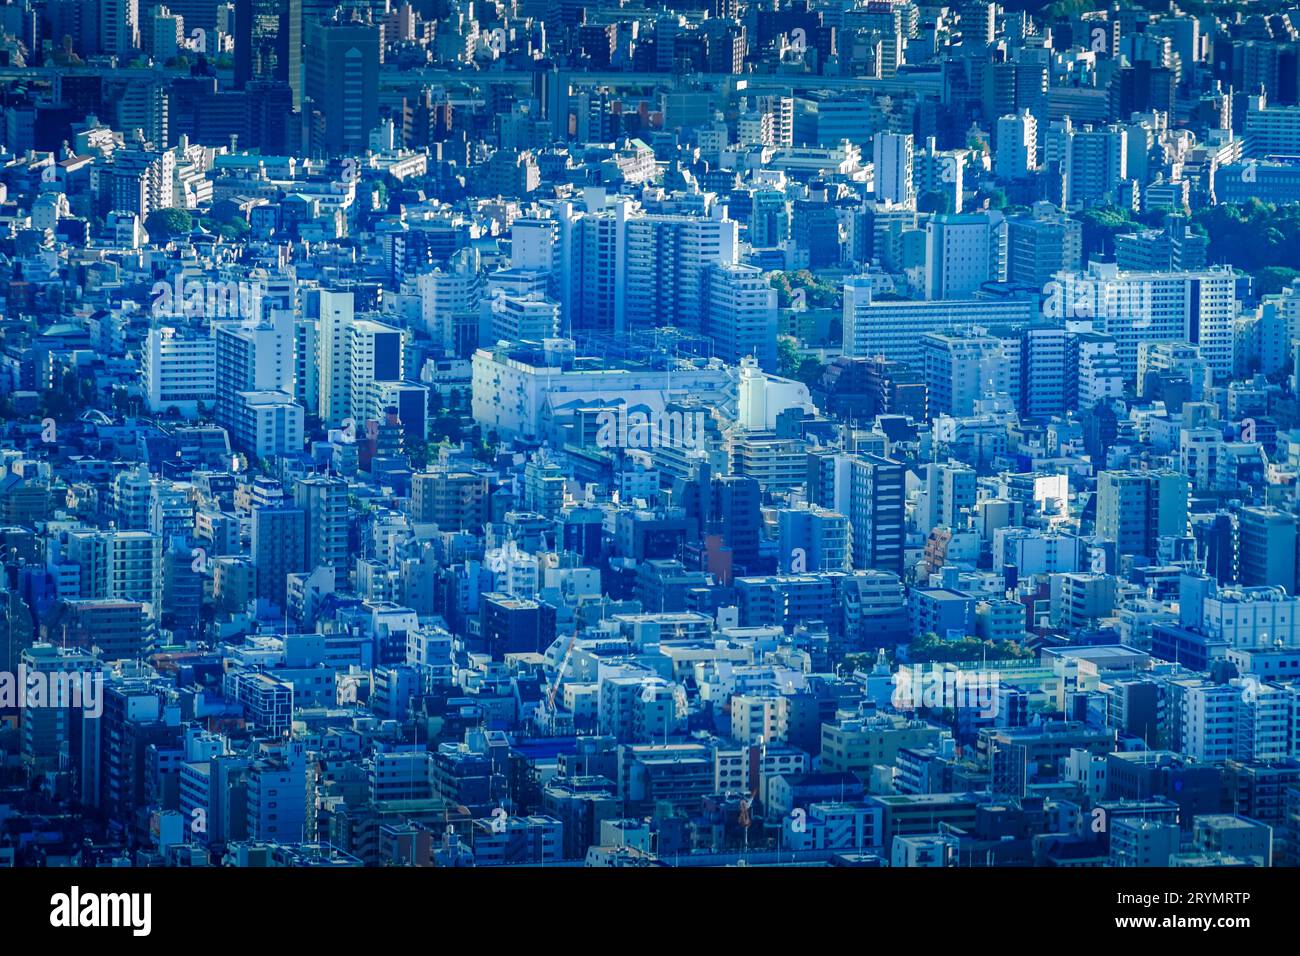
0, 0, 1292, 885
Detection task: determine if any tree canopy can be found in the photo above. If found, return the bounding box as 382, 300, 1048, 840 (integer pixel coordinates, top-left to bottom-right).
144, 208, 193, 241
907, 631, 1037, 664
769, 270, 840, 310
1190, 200, 1300, 273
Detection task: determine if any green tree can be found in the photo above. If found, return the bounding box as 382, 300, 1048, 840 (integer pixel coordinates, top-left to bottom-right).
217, 219, 251, 241
428, 415, 464, 444
918, 190, 953, 215
1256, 266, 1300, 296
906, 630, 1035, 664
770, 272, 794, 309
405, 437, 433, 468
777, 337, 801, 378
1078, 205, 1136, 259
1043, 0, 1094, 18
796, 357, 825, 388
144, 208, 193, 241
974, 185, 1007, 211
1190, 200, 1300, 272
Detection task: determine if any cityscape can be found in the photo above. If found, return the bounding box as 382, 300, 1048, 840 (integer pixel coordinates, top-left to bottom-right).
0, 0, 1294, 887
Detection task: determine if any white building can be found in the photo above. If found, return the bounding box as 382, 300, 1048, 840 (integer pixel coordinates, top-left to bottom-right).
924, 212, 1007, 300
920, 331, 1017, 417
316, 289, 354, 424
842, 277, 1036, 366
417, 252, 482, 351
1050, 263, 1235, 379
65, 529, 164, 617
873, 131, 915, 206
1203, 586, 1300, 647
214, 317, 295, 436
142, 325, 216, 416
705, 263, 778, 370
1073, 332, 1125, 408
1244, 93, 1300, 157
232, 390, 305, 459
993, 528, 1084, 576
471, 338, 734, 440
1043, 119, 1129, 206
995, 110, 1038, 180
490, 292, 560, 343
623, 211, 738, 334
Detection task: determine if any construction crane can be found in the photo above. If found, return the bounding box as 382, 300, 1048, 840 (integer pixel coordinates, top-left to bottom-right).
737, 787, 758, 863
542, 631, 578, 730
737, 792, 754, 829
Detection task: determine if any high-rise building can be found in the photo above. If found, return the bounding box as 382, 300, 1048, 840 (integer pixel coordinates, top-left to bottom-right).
418, 252, 483, 353
523, 458, 567, 518
778, 505, 850, 572
849, 455, 905, 574
757, 95, 794, 147
234, 0, 303, 109
214, 316, 293, 434
920, 331, 1018, 417
479, 593, 548, 660
304, 16, 380, 155
842, 276, 1036, 366
315, 289, 404, 427
252, 506, 308, 608
1006, 207, 1082, 289
348, 316, 404, 425
317, 289, 354, 423
705, 263, 778, 370
708, 475, 763, 572
293, 476, 348, 572
920, 462, 977, 532
749, 189, 790, 247
114, 83, 170, 151
1009, 322, 1069, 420
995, 110, 1038, 180
623, 212, 738, 334
491, 293, 560, 343
1068, 331, 1125, 411
18, 644, 103, 774
81, 682, 181, 819
1095, 470, 1189, 564
924, 213, 1007, 300
245, 744, 310, 839
1236, 507, 1298, 592
1044, 119, 1129, 206
147, 7, 183, 60
99, 0, 139, 56
912, 137, 966, 214
960, 0, 995, 44
873, 131, 915, 206
232, 391, 305, 458
1243, 93, 1300, 157
566, 195, 632, 334
65, 530, 164, 618
142, 325, 217, 417
1049, 263, 1236, 379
